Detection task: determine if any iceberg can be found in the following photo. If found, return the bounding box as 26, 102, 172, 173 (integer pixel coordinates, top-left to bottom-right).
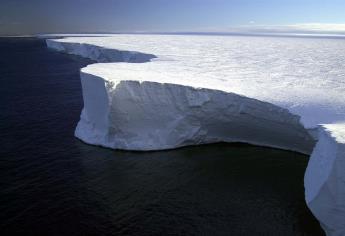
46, 35, 345, 235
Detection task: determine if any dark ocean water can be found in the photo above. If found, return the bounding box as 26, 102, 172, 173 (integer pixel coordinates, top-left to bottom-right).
0, 38, 324, 236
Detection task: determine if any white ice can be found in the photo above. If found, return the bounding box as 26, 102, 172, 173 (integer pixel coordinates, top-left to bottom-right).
47, 34, 345, 129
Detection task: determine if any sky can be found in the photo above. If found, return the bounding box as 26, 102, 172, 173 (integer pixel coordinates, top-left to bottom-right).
1, 0, 345, 36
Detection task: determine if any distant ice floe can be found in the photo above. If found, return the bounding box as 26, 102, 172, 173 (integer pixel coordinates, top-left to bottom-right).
47, 35, 345, 235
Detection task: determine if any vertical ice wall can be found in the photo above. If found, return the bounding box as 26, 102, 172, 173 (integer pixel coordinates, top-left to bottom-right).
305, 124, 345, 236
75, 68, 315, 153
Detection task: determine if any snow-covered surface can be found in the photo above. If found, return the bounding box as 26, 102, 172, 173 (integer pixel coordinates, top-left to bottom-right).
47, 35, 345, 235
47, 35, 345, 129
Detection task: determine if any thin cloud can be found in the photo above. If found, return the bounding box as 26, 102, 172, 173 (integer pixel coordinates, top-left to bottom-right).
233, 23, 345, 34
289, 23, 345, 32
196, 23, 345, 36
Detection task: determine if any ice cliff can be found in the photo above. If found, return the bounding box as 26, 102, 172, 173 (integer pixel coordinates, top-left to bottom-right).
305, 124, 345, 236
78, 64, 313, 153
46, 35, 345, 236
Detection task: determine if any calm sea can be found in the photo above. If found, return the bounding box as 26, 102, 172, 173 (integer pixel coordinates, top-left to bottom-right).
0, 37, 324, 236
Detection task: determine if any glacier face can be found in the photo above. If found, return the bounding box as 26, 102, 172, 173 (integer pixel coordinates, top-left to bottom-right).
47, 35, 345, 235
78, 66, 313, 153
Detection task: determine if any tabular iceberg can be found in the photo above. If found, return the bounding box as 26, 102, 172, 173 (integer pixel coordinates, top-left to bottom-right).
46, 35, 345, 235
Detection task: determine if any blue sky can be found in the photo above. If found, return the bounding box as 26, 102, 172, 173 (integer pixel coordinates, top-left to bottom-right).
1, 0, 345, 35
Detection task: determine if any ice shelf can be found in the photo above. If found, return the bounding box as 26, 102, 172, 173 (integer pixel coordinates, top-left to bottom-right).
47, 35, 345, 235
